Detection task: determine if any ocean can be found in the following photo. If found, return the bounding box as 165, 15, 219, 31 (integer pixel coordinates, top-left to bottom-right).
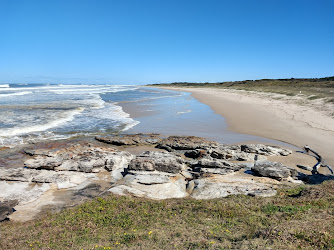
0, 83, 283, 147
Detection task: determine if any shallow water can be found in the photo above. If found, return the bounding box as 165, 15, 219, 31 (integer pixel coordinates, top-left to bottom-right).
123, 87, 292, 146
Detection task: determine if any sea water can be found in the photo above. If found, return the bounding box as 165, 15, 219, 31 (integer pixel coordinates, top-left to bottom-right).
0, 84, 141, 146
0, 83, 282, 147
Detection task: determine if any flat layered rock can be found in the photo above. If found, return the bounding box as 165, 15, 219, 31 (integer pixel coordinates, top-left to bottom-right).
157, 136, 219, 151
0, 168, 97, 189
0, 182, 51, 204
24, 142, 134, 173
109, 175, 188, 200
95, 134, 161, 146
129, 173, 171, 185
191, 176, 277, 199
0, 168, 40, 182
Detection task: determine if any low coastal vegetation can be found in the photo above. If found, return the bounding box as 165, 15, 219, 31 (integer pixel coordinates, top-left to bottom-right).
1, 180, 334, 249
149, 76, 334, 102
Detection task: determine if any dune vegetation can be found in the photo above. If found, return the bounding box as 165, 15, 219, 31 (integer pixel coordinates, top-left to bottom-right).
150, 76, 334, 102
1, 180, 334, 249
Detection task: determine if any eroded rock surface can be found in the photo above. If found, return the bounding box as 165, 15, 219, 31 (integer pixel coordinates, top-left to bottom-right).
191, 176, 277, 199
0, 134, 302, 222
156, 136, 219, 151
241, 144, 292, 156
252, 161, 298, 180
24, 142, 134, 174
128, 151, 186, 174
95, 134, 161, 146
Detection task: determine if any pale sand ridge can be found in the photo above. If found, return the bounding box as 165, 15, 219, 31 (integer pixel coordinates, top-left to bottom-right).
158, 87, 334, 166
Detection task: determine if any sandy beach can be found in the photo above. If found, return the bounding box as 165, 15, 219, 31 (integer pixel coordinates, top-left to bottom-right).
158, 87, 334, 166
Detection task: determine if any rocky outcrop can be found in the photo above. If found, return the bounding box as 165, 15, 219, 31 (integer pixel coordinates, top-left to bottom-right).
24, 142, 134, 174
0, 168, 97, 189
191, 177, 277, 199
252, 161, 298, 180
95, 134, 161, 146
209, 146, 254, 161
0, 135, 301, 222
109, 172, 189, 200
0, 181, 51, 204
156, 136, 219, 151
184, 149, 207, 159
181, 143, 290, 162
240, 144, 292, 156
128, 151, 186, 174
190, 157, 242, 176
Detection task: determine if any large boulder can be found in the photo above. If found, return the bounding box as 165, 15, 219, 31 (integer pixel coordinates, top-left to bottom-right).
252, 161, 298, 180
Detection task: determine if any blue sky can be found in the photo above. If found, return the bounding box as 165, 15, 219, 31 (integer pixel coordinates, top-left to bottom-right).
0, 0, 333, 84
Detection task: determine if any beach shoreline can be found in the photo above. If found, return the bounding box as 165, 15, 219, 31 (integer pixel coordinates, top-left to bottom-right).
155, 86, 334, 166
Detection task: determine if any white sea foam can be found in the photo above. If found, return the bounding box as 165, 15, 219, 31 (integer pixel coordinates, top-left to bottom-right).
0, 84, 10, 88
177, 110, 192, 115
107, 104, 140, 131
0, 84, 142, 146
0, 91, 32, 97
0, 108, 84, 137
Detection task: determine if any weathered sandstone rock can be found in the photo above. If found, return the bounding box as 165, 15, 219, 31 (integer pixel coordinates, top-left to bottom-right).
191, 176, 277, 199
190, 157, 243, 175
156, 136, 219, 151
0, 134, 299, 222
210, 147, 254, 161
128, 151, 186, 174
252, 161, 298, 180
109, 174, 188, 200
241, 144, 292, 156
24, 142, 134, 174
0, 168, 97, 189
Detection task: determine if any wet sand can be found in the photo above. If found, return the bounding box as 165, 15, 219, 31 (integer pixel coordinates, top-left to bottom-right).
156, 87, 334, 166
119, 88, 296, 148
